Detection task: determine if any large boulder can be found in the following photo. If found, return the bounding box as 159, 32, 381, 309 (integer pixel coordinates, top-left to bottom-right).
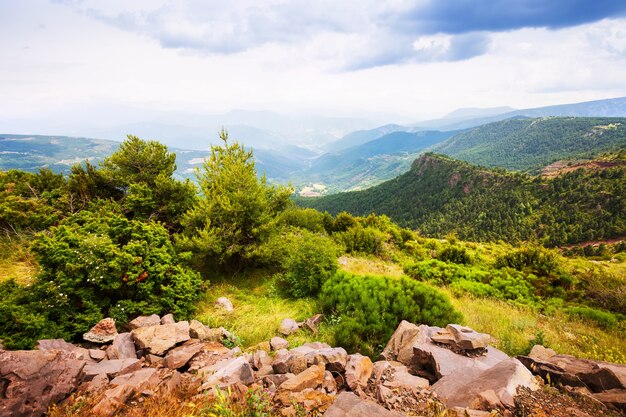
105, 333, 137, 360
0, 349, 86, 417
82, 358, 141, 381
324, 392, 407, 417
83, 318, 118, 344
345, 354, 373, 392
380, 321, 434, 364
431, 324, 491, 352
432, 358, 539, 409
36, 339, 94, 362
278, 364, 326, 392
200, 356, 255, 390
305, 347, 348, 372
131, 321, 190, 356
128, 314, 161, 330
165, 341, 205, 369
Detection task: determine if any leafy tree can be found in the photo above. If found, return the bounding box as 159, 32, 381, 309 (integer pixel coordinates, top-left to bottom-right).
179, 130, 292, 271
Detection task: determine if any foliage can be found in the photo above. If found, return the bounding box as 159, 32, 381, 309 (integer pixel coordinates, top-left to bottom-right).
335, 224, 386, 255
494, 246, 558, 275
437, 245, 472, 264
179, 130, 292, 271
564, 306, 620, 330
320, 271, 462, 356
300, 152, 626, 246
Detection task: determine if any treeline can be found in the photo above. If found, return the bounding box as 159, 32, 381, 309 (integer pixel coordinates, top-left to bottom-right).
433, 117, 626, 172
297, 152, 626, 247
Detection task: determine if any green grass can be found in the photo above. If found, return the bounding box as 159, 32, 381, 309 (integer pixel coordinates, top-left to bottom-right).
0, 235, 37, 285
193, 272, 335, 349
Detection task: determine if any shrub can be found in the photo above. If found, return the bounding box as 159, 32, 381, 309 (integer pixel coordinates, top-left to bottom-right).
335, 225, 386, 255
564, 306, 619, 329
279, 207, 327, 233
17, 210, 204, 344
274, 229, 339, 298
437, 246, 472, 264
320, 271, 462, 356
495, 246, 558, 276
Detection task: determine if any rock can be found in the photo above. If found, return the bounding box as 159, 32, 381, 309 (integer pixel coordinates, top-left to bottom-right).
272, 349, 291, 374
275, 388, 335, 415
432, 358, 539, 409
324, 391, 407, 417
83, 358, 141, 381
131, 321, 190, 356
431, 324, 491, 351
345, 354, 373, 391
80, 372, 110, 394
469, 389, 503, 411
109, 367, 159, 389
287, 355, 309, 375
518, 354, 626, 393
128, 314, 161, 330
36, 339, 93, 362
215, 297, 234, 312
160, 314, 175, 324
279, 318, 300, 336
106, 333, 137, 360
187, 342, 235, 372
0, 349, 86, 417
165, 341, 204, 369
270, 336, 289, 351
252, 349, 272, 371
449, 408, 493, 417
529, 344, 557, 361
200, 356, 255, 389
592, 389, 626, 412
89, 349, 107, 361
189, 320, 210, 340
92, 384, 134, 417
250, 341, 271, 352
413, 342, 509, 382
279, 363, 326, 392
323, 370, 338, 394
305, 347, 348, 372
83, 318, 118, 344
380, 321, 435, 364
304, 314, 323, 333
261, 373, 294, 390
373, 361, 429, 392
146, 354, 165, 367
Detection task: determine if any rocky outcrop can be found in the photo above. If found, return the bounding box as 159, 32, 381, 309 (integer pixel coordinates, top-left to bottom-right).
0, 349, 86, 417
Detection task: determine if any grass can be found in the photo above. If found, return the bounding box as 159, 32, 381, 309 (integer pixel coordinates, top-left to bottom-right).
0, 235, 38, 285
193, 271, 335, 349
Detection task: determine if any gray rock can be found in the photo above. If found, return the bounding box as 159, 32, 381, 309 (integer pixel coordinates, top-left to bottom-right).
83, 318, 118, 344
128, 314, 161, 330
0, 349, 86, 417
324, 392, 407, 417
432, 358, 539, 408
279, 318, 300, 336
270, 336, 289, 351
215, 297, 234, 312
131, 321, 190, 356
106, 333, 137, 360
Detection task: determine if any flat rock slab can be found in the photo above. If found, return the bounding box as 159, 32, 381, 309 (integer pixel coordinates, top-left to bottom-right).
36, 339, 94, 362
165, 341, 205, 369
0, 349, 86, 417
128, 314, 161, 330
200, 356, 255, 390
432, 358, 538, 408
323, 392, 407, 417
83, 358, 141, 380
131, 321, 190, 356
279, 364, 325, 392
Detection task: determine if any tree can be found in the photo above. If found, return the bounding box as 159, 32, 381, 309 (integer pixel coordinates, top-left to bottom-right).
179, 130, 292, 271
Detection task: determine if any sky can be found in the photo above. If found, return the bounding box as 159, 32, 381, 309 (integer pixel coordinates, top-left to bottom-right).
2, 0, 626, 127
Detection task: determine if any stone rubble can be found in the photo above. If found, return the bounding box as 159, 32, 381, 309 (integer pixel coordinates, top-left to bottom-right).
1, 318, 624, 417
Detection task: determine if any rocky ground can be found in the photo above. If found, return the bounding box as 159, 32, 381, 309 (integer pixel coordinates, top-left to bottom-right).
0, 312, 624, 417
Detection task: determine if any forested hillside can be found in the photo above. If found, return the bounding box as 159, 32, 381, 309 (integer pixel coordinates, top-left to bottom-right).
298, 152, 626, 246
433, 117, 626, 172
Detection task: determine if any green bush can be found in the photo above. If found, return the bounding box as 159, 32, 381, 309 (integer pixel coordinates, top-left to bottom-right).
495, 246, 558, 276
437, 246, 472, 264
4, 210, 205, 346
320, 271, 462, 356
336, 224, 386, 255
279, 207, 328, 233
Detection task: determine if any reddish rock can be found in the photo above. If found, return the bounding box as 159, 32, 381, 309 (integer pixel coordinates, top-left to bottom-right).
36, 339, 93, 362
279, 364, 326, 392
270, 336, 289, 351
252, 349, 272, 371
279, 318, 300, 336
305, 347, 348, 372
83, 358, 141, 381
83, 318, 118, 344
89, 349, 107, 361
91, 384, 134, 417
0, 349, 86, 417
323, 370, 338, 394
165, 341, 204, 369
345, 354, 373, 392
529, 345, 557, 361
200, 356, 255, 390
105, 333, 137, 360
304, 314, 323, 333
323, 391, 407, 417
592, 389, 626, 412
160, 314, 175, 324
187, 342, 234, 372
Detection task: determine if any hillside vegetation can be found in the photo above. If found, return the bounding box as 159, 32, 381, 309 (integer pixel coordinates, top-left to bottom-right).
298, 151, 626, 246
433, 117, 626, 172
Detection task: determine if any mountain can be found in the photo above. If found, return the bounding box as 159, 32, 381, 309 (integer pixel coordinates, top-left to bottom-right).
297, 152, 626, 246
444, 106, 517, 119
0, 134, 312, 183
295, 130, 457, 192
323, 124, 414, 153
433, 117, 626, 172
413, 96, 626, 131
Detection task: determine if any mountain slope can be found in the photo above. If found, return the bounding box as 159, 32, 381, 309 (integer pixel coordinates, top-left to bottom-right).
297, 152, 626, 246
432, 117, 626, 172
